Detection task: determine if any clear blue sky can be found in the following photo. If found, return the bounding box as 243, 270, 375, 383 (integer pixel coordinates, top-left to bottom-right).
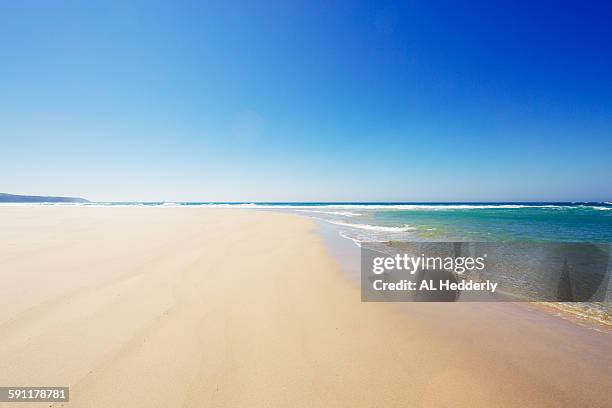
1, 1, 611, 202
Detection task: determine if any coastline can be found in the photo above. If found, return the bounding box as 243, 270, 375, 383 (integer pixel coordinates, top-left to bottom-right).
0, 206, 610, 407
313, 215, 612, 329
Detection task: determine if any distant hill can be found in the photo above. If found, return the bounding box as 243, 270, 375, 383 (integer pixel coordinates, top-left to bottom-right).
0, 193, 89, 203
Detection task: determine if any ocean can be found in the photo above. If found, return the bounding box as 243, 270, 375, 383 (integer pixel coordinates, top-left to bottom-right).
4, 201, 611, 325
11, 201, 612, 244
274, 202, 612, 244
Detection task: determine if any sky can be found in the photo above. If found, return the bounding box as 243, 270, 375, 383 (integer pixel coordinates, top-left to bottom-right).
1, 0, 611, 202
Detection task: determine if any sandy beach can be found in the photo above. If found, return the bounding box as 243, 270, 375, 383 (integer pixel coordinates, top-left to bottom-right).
0, 206, 610, 407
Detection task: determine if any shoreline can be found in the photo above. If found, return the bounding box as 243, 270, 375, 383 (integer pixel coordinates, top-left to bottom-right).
309, 215, 611, 330
0, 206, 610, 407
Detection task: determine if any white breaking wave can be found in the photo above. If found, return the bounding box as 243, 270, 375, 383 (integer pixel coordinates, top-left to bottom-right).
295, 209, 362, 217
196, 203, 568, 210
327, 220, 416, 233
198, 203, 259, 208
1, 202, 600, 211
338, 231, 363, 247
337, 231, 390, 247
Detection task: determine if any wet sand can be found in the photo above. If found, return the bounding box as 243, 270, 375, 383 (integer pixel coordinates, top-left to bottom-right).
0, 207, 610, 407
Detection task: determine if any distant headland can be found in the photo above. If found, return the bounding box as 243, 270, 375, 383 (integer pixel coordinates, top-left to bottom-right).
0, 193, 89, 203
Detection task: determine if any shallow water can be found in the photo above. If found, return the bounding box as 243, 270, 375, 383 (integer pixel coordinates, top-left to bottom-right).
8, 201, 611, 326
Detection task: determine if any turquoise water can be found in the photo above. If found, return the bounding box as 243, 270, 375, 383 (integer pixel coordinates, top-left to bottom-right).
368, 205, 612, 242
7, 201, 611, 323
12, 201, 612, 243
236, 202, 612, 244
